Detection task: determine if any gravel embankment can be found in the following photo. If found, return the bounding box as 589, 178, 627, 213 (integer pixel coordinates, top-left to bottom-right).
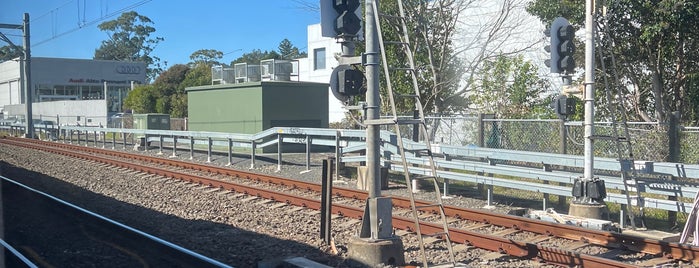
0, 142, 550, 267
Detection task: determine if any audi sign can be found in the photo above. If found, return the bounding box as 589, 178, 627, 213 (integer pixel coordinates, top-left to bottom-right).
116, 65, 142, 74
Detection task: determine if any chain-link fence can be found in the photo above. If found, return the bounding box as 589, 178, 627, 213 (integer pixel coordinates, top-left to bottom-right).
12, 112, 699, 163
478, 117, 689, 163
378, 115, 480, 146
681, 127, 699, 163
482, 119, 562, 153
566, 122, 669, 161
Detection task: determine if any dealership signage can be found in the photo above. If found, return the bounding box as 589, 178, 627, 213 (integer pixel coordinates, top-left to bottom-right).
68, 78, 131, 84
116, 65, 142, 74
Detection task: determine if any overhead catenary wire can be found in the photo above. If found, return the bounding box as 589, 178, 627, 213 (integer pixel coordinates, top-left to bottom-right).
32, 0, 152, 48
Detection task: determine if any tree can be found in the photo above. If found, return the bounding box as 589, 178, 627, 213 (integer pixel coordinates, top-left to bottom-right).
174, 62, 215, 117
369, 0, 540, 139
153, 64, 190, 97
231, 39, 306, 65
293, 0, 540, 128
123, 84, 157, 113
0, 45, 22, 62
189, 49, 224, 66
526, 0, 699, 124
278, 38, 307, 59
130, 62, 212, 117
181, 63, 212, 89
230, 49, 280, 65
149, 64, 190, 114
469, 54, 553, 118
94, 11, 164, 81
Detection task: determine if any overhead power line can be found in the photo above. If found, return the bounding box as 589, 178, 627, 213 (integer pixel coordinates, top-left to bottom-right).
32, 0, 152, 48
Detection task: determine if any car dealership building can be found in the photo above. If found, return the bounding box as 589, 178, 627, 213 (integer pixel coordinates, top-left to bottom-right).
0, 57, 146, 126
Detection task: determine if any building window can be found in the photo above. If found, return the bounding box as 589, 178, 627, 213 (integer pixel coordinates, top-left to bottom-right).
314, 48, 326, 70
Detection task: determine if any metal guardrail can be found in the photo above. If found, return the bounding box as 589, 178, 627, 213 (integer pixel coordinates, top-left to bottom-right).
3, 125, 698, 213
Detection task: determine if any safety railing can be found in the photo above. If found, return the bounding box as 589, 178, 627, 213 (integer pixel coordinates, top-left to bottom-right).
2, 124, 698, 214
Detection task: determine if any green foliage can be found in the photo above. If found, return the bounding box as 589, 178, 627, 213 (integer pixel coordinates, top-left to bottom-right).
230, 39, 305, 65
527, 0, 699, 124
189, 49, 224, 66
469, 54, 553, 118
153, 64, 190, 96
123, 62, 211, 117
169, 93, 188, 118
278, 39, 307, 59
94, 11, 164, 81
366, 0, 465, 120
525, 0, 584, 26
123, 84, 157, 113
0, 45, 22, 62
230, 49, 280, 65
181, 63, 212, 89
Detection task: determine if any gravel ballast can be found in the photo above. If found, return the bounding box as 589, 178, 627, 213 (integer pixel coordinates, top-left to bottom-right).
0, 141, 558, 267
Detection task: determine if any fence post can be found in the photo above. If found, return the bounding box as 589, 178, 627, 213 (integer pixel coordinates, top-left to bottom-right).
668, 111, 680, 163
558, 118, 568, 208
668, 111, 681, 227
477, 114, 485, 147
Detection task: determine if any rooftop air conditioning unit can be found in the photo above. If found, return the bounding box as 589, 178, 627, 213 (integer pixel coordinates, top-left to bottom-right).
235, 63, 261, 83
211, 65, 224, 85
247, 65, 261, 82
211, 65, 236, 84
260, 60, 273, 81
259, 59, 300, 82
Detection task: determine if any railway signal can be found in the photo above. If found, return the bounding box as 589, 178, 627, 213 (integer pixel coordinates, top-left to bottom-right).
320, 0, 363, 38
330, 64, 366, 102
544, 17, 576, 74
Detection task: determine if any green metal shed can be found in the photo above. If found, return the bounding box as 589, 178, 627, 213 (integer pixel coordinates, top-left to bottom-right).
185, 81, 329, 134
133, 113, 171, 130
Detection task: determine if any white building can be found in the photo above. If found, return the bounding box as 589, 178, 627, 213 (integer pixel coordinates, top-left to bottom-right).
0, 23, 345, 126
298, 23, 345, 123
0, 57, 146, 126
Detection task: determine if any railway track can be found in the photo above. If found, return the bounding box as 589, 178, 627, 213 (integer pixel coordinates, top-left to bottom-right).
2, 136, 697, 267
1, 174, 230, 267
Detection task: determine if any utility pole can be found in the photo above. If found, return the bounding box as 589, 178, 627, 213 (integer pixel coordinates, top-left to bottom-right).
583, 0, 595, 185
322, 0, 405, 265
23, 13, 33, 138
0, 14, 32, 137
567, 0, 607, 219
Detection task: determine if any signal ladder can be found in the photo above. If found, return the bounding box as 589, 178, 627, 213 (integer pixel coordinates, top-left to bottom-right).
593, 14, 646, 230
364, 0, 458, 266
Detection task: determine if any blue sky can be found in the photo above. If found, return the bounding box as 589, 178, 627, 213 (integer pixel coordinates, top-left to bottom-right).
1, 0, 320, 67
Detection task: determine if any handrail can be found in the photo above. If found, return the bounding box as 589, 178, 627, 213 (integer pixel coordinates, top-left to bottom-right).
3, 124, 698, 213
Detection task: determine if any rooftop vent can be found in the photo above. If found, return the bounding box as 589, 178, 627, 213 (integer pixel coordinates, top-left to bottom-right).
211, 65, 236, 85
260, 59, 299, 82
234, 63, 261, 83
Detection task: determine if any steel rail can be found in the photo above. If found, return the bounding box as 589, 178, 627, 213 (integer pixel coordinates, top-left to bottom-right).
7, 138, 692, 261
0, 137, 690, 266
1, 175, 231, 268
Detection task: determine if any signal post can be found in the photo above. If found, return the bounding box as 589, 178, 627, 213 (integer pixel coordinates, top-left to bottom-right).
545, 15, 606, 219
322, 0, 405, 266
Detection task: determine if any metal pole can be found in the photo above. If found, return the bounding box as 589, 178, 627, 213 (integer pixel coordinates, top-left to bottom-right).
365, 0, 383, 241
22, 13, 34, 138
335, 130, 341, 182
583, 0, 596, 181
366, 0, 381, 200
320, 158, 333, 245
